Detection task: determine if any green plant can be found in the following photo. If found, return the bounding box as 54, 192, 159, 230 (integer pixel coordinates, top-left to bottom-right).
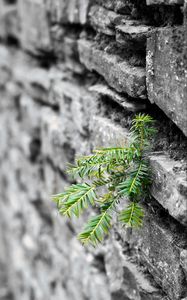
52, 114, 156, 247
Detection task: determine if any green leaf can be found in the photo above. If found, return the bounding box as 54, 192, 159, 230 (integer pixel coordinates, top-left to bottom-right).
93, 177, 110, 187
78, 197, 117, 246
94, 147, 135, 163
67, 154, 108, 179
117, 161, 149, 197
130, 113, 157, 152
119, 202, 144, 227
56, 183, 97, 218
52, 192, 69, 209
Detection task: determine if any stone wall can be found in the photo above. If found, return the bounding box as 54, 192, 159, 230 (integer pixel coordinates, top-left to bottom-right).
0, 0, 187, 299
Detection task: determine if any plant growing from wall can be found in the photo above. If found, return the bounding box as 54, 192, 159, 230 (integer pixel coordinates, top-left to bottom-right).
52, 114, 156, 247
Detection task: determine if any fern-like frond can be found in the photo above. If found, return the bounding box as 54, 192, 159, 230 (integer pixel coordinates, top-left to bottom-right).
53, 113, 156, 246
93, 177, 111, 187
78, 197, 117, 246
52, 192, 67, 209
67, 147, 136, 180
117, 161, 149, 197
94, 146, 136, 163
56, 183, 96, 218
130, 113, 157, 153
119, 202, 144, 227
67, 155, 108, 179
132, 113, 154, 124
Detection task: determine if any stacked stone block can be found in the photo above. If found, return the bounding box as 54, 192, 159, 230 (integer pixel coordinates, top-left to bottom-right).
0, 0, 187, 300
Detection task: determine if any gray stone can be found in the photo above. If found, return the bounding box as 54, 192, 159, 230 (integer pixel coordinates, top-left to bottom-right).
180, 250, 187, 277
22, 67, 51, 103
89, 5, 120, 36
89, 83, 147, 112
63, 36, 85, 73
150, 154, 187, 225
17, 156, 44, 202
50, 25, 85, 73
124, 212, 187, 300
19, 94, 42, 134
0, 45, 59, 105
49, 79, 96, 158
146, 0, 184, 5
78, 39, 147, 99
146, 27, 187, 136
41, 108, 70, 171
0, 3, 19, 41
0, 95, 12, 157
50, 80, 92, 137
104, 237, 167, 300
90, 116, 130, 149
49, 0, 90, 25
67, 239, 111, 300
18, 0, 51, 54
0, 45, 12, 88
0, 45, 10, 69
43, 161, 67, 197
96, 0, 134, 14
116, 22, 152, 49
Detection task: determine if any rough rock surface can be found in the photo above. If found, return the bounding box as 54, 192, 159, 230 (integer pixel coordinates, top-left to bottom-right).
78, 39, 147, 99
0, 1, 187, 300
147, 27, 187, 136
146, 0, 184, 5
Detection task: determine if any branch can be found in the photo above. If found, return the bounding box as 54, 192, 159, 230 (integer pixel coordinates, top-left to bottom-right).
78, 197, 117, 246
119, 202, 144, 227
54, 183, 97, 218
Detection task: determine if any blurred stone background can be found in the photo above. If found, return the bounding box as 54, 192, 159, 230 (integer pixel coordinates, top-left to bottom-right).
0, 0, 187, 299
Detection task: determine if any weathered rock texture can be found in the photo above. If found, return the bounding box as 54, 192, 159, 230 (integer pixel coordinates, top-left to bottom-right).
0, 1, 187, 300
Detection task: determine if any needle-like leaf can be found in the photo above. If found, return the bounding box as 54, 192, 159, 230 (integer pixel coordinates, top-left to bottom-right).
119, 202, 144, 227
53, 183, 97, 218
